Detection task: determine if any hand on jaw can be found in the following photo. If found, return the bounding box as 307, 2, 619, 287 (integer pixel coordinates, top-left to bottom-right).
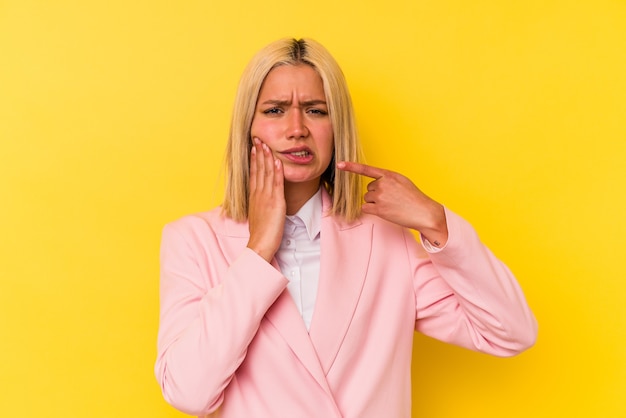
246, 138, 286, 262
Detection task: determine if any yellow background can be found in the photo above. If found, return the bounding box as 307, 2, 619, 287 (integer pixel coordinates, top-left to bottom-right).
1, 1, 625, 417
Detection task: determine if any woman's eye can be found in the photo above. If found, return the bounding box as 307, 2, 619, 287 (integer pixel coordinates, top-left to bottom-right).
263, 108, 282, 114
308, 108, 328, 115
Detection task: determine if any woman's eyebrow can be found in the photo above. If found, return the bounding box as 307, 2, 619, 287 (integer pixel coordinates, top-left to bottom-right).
301, 99, 327, 106
260, 99, 291, 106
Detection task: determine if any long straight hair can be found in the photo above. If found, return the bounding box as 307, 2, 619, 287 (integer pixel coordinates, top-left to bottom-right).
222, 38, 364, 221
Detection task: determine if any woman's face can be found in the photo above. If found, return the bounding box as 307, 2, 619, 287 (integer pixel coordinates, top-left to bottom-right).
250, 64, 334, 190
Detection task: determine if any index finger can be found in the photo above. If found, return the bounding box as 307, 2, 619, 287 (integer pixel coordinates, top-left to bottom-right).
337, 161, 386, 179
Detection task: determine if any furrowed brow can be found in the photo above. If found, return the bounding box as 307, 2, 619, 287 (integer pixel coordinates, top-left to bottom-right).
260, 99, 327, 106
260, 99, 291, 106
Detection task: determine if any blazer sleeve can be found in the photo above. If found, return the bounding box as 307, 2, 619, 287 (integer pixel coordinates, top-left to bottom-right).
154, 217, 288, 416
411, 207, 537, 356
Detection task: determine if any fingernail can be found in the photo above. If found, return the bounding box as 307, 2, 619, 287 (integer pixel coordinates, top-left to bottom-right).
275, 159, 280, 168
253, 137, 260, 144
337, 161, 346, 169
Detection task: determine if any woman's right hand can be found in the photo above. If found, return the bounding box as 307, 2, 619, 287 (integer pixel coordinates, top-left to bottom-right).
246, 137, 286, 263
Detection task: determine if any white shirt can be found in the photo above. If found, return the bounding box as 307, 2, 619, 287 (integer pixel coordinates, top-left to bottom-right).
274, 188, 322, 331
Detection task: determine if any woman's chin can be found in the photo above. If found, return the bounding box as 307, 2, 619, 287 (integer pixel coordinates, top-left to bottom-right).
282, 167, 318, 181
283, 173, 322, 188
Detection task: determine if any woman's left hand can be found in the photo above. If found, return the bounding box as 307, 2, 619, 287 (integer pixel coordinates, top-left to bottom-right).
337, 161, 449, 247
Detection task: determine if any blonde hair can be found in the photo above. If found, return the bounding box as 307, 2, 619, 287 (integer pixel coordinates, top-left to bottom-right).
222, 38, 364, 221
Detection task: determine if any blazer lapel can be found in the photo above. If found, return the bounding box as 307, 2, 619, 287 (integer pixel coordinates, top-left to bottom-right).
308, 191, 373, 374
215, 211, 333, 396
264, 291, 332, 394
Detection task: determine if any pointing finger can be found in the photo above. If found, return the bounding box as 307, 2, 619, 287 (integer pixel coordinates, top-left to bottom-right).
336, 161, 387, 179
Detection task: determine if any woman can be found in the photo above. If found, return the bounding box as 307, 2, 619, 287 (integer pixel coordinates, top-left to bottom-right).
155, 38, 537, 418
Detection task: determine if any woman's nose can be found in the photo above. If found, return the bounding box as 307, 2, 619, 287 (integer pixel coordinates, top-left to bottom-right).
286, 110, 309, 139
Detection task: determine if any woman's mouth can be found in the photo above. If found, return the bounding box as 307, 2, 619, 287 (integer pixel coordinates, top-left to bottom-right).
290, 150, 310, 157
281, 148, 314, 163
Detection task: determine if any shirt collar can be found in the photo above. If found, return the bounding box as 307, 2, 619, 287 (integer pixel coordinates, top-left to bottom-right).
286, 187, 322, 241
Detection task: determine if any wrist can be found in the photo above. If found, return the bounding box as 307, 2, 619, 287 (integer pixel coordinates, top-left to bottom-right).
417, 203, 448, 247
246, 241, 276, 263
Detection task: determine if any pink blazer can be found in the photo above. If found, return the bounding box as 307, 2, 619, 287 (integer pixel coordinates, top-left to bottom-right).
155, 191, 537, 418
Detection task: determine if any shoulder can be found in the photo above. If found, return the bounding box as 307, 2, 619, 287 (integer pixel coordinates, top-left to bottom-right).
360, 212, 406, 236
328, 211, 412, 245
164, 207, 220, 232
163, 207, 248, 239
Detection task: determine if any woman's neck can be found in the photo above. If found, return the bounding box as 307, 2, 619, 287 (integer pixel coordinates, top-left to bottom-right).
284, 180, 321, 215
